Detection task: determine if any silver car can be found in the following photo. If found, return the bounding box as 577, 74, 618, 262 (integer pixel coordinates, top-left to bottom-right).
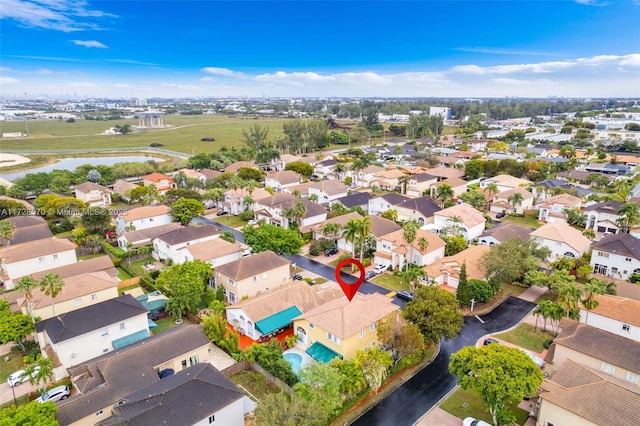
521, 349, 546, 369
36, 385, 70, 403
7, 366, 40, 387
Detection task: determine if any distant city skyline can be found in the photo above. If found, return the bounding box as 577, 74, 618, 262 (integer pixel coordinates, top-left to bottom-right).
1, 0, 639, 99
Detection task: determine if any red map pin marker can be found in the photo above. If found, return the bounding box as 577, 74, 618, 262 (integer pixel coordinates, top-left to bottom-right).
335, 258, 365, 301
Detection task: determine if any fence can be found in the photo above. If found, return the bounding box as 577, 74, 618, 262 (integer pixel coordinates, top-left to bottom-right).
117, 277, 141, 288
220, 360, 295, 397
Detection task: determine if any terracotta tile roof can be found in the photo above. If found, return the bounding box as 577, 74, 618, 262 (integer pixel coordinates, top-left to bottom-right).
200, 169, 222, 180
0, 237, 76, 263
224, 161, 258, 173
309, 179, 349, 196
379, 228, 446, 254
536, 193, 582, 208
254, 192, 295, 207
425, 166, 465, 179
118, 205, 171, 221
30, 256, 117, 280
294, 293, 399, 339
530, 222, 591, 253
548, 320, 640, 373
74, 181, 112, 194
369, 215, 402, 237
143, 172, 174, 183
214, 250, 290, 281
433, 177, 468, 189
227, 281, 344, 322
184, 238, 245, 261
539, 360, 640, 426
360, 165, 385, 175
494, 187, 533, 200
435, 203, 486, 228
480, 222, 532, 242
112, 180, 138, 195
311, 212, 362, 233
375, 169, 406, 179
25, 271, 118, 310
424, 245, 490, 281
485, 174, 532, 188
266, 170, 302, 185
588, 294, 640, 327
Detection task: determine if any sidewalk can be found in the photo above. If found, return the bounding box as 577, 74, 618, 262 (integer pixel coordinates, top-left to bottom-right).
517, 285, 548, 303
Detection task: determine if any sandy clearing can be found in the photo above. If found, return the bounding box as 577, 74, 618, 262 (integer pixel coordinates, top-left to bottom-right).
0, 153, 32, 168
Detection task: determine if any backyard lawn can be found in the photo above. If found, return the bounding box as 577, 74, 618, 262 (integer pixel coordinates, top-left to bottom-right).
440, 387, 529, 425
502, 214, 542, 229
130, 256, 157, 276
494, 323, 555, 353
0, 353, 24, 382
211, 215, 248, 229
230, 370, 281, 402
151, 317, 190, 335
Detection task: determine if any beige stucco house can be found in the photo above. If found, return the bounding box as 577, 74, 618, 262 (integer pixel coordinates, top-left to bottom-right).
73, 182, 113, 207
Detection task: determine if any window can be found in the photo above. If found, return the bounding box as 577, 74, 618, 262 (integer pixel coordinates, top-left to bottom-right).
253, 276, 257, 282
622, 324, 631, 332
38, 256, 45, 263
119, 322, 126, 331
598, 251, 610, 258
91, 293, 98, 301
189, 355, 199, 366
101, 328, 109, 337
625, 257, 633, 262
327, 333, 340, 344
96, 410, 104, 417
370, 323, 376, 332
601, 362, 615, 375
309, 323, 315, 329
626, 372, 639, 384
53, 254, 58, 260
228, 293, 236, 304
371, 341, 376, 347
228, 278, 235, 286
73, 298, 82, 306
360, 329, 365, 338
181, 360, 187, 370
262, 272, 268, 279
208, 415, 216, 424
114, 401, 124, 407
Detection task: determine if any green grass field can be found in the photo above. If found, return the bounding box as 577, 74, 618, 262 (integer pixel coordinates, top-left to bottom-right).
0, 353, 24, 382
440, 387, 530, 425
0, 115, 290, 155
493, 323, 554, 353
370, 273, 411, 292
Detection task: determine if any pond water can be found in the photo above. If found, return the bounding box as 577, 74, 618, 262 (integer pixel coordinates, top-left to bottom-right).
0, 155, 168, 182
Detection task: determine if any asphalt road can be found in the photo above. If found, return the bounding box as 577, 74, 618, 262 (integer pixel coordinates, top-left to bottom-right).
193, 216, 245, 243
351, 296, 536, 426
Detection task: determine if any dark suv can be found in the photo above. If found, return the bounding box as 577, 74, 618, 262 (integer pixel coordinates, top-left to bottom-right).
324, 247, 339, 256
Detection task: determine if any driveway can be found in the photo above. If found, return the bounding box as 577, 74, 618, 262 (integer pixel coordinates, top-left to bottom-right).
350, 297, 536, 426
0, 380, 37, 406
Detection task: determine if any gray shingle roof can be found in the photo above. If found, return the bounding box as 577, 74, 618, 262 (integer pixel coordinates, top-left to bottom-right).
397, 196, 441, 217
155, 224, 220, 245
591, 233, 640, 259
379, 193, 411, 205
58, 325, 210, 425
95, 363, 243, 426
335, 192, 374, 209
480, 222, 533, 242
35, 294, 148, 344
214, 250, 290, 281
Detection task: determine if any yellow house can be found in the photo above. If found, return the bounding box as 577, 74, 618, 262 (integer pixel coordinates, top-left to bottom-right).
213, 250, 291, 304
57, 325, 211, 426
20, 271, 119, 320
292, 293, 399, 362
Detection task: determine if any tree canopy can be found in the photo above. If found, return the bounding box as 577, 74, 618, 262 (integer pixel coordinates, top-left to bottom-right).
242, 223, 303, 255
0, 300, 34, 351
449, 344, 544, 425
170, 197, 205, 225
402, 286, 463, 345
156, 260, 211, 318
0, 401, 58, 426
480, 238, 551, 291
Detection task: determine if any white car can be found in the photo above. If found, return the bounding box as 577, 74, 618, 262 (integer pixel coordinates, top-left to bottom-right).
7, 366, 40, 387
521, 349, 546, 369
463, 418, 491, 426
373, 264, 389, 274
36, 385, 70, 403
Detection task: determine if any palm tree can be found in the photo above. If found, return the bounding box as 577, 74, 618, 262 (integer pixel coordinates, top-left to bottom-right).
17, 276, 39, 323
282, 201, 306, 229
446, 215, 464, 236
357, 216, 371, 264
557, 283, 582, 318
39, 273, 65, 317
203, 188, 224, 207
28, 357, 54, 394
0, 220, 16, 246
344, 219, 362, 260
417, 236, 429, 253
582, 229, 596, 240
435, 183, 454, 208
581, 279, 606, 324
402, 220, 419, 246
321, 222, 342, 242
484, 183, 499, 211
605, 280, 617, 295
507, 191, 524, 213
243, 194, 254, 210
616, 202, 640, 233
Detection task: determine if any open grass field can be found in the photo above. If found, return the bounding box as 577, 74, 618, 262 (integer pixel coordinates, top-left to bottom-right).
370, 273, 411, 292
0, 115, 290, 155
493, 323, 555, 353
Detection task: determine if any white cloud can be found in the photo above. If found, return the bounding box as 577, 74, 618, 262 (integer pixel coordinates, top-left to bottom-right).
0, 76, 21, 85
0, 0, 115, 32
574, 0, 612, 6
453, 47, 565, 57
69, 81, 97, 88
35, 68, 54, 74
201, 67, 246, 78
71, 40, 107, 48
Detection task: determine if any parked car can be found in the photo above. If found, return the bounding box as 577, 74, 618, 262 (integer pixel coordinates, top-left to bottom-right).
292, 274, 303, 280
324, 247, 339, 256
463, 417, 491, 426
365, 271, 377, 280
36, 385, 70, 403
373, 264, 389, 274
483, 338, 500, 346
7, 366, 40, 387
396, 290, 414, 301
521, 349, 546, 369
310, 174, 320, 181
496, 211, 505, 219
247, 219, 258, 225
216, 210, 229, 216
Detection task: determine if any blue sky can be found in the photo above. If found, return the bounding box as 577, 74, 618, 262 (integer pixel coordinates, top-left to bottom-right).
1, 0, 639, 99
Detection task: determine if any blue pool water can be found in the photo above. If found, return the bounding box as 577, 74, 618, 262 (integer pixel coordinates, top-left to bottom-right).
283, 353, 303, 374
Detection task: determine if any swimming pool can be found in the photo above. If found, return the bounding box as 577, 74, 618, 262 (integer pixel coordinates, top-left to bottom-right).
283, 352, 303, 374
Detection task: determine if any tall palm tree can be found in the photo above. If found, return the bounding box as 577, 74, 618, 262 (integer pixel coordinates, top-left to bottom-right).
507, 191, 524, 213
417, 236, 429, 252
282, 201, 306, 229
344, 219, 362, 260
616, 202, 640, 233
0, 220, 16, 246
557, 283, 582, 318
39, 273, 65, 317
435, 183, 454, 208
357, 216, 371, 264
321, 222, 342, 242
446, 215, 464, 236
17, 276, 39, 323
581, 279, 606, 324
402, 220, 419, 246
484, 183, 499, 211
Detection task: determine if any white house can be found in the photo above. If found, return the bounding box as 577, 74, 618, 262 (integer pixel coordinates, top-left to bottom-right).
181, 238, 247, 269
115, 205, 173, 234
354, 165, 385, 188
373, 228, 446, 270
35, 294, 150, 378
489, 187, 534, 215
254, 194, 327, 229
478, 222, 532, 246
264, 170, 302, 192
405, 173, 439, 197
432, 203, 486, 241
152, 225, 220, 263
73, 182, 113, 207
590, 233, 640, 280
308, 180, 349, 206
530, 222, 591, 260
0, 238, 77, 289
584, 201, 625, 234
314, 159, 338, 178
578, 295, 640, 342
220, 187, 271, 215
479, 174, 532, 192
536, 193, 583, 224
368, 193, 411, 216
424, 245, 491, 289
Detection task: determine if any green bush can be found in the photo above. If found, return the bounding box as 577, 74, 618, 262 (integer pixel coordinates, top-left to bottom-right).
543, 339, 554, 349
238, 209, 254, 221
139, 275, 157, 293
111, 257, 122, 267
101, 241, 126, 258
308, 238, 336, 256
467, 279, 494, 302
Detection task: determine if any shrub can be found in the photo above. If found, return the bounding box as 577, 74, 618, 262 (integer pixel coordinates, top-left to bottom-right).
467, 279, 493, 302
101, 241, 126, 258
543, 339, 554, 349
238, 209, 254, 221
308, 238, 336, 256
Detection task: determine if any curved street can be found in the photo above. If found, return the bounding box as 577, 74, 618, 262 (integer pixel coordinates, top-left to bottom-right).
351, 296, 536, 426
